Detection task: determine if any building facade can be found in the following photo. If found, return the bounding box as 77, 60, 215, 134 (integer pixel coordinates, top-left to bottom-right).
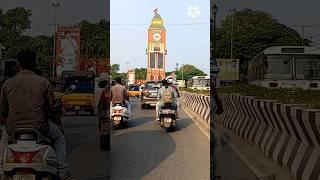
146, 9, 167, 81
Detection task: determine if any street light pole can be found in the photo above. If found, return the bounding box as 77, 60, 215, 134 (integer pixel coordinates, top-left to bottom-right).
52, 1, 60, 79
213, 5, 218, 58
181, 64, 184, 81
230, 8, 236, 59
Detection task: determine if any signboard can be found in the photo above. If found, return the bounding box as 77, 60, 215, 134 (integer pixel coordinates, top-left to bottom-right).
78, 58, 109, 76
127, 69, 136, 86
216, 59, 239, 81
56, 26, 81, 77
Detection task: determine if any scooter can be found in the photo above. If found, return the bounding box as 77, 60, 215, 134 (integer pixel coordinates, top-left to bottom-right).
2, 85, 76, 180
111, 103, 129, 130
159, 103, 177, 132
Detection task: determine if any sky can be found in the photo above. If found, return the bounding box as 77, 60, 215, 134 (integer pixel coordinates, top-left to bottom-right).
110, 0, 210, 73
0, 0, 109, 36
2, 0, 319, 73
214, 0, 320, 47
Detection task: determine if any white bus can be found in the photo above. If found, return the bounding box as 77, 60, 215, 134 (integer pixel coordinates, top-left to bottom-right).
188, 76, 210, 90
248, 46, 320, 90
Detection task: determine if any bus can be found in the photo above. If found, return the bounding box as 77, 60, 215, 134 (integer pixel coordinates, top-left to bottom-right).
188, 76, 210, 90
0, 59, 18, 86
248, 46, 320, 90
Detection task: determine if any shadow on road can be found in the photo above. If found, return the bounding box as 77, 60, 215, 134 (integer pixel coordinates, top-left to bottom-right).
65, 133, 88, 155
128, 117, 151, 127
111, 130, 176, 179
63, 122, 97, 129
174, 118, 193, 131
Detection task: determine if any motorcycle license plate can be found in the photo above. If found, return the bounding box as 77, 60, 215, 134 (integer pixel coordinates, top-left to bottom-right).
162, 110, 174, 114
13, 175, 36, 180
151, 93, 157, 96
114, 116, 121, 121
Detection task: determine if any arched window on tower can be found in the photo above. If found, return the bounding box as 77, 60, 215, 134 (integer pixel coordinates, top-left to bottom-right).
150, 53, 155, 68
158, 53, 163, 69
150, 74, 154, 80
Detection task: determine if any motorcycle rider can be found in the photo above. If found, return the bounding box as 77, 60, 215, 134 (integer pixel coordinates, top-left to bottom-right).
110, 77, 132, 118
166, 76, 180, 119
0, 50, 73, 180
156, 79, 178, 121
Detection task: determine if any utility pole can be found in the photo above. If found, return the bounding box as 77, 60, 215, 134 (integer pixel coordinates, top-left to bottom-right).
181, 64, 184, 80
292, 25, 317, 45
52, 1, 60, 79
230, 8, 236, 59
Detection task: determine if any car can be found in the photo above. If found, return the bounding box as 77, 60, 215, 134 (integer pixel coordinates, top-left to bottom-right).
127, 84, 140, 97
141, 80, 163, 109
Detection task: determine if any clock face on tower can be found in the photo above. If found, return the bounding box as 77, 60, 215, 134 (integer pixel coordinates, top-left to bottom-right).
153, 32, 161, 41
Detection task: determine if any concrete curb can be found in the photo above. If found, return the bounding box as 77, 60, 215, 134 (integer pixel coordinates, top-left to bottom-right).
215, 123, 295, 180
181, 100, 210, 139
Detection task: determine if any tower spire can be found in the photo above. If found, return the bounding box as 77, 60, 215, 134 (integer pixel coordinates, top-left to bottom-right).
154, 8, 158, 14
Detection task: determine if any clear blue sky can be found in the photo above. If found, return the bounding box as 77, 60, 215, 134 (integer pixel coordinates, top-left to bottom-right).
111, 0, 210, 73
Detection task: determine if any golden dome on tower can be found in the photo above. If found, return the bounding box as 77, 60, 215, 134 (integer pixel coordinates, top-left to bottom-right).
150, 9, 165, 29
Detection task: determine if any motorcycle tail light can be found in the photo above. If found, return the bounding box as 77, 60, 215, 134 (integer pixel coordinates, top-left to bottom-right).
7, 150, 40, 163
142, 90, 149, 95
32, 148, 46, 163
6, 149, 14, 163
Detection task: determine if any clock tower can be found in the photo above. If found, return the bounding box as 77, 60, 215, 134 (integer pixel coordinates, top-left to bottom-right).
146, 9, 167, 81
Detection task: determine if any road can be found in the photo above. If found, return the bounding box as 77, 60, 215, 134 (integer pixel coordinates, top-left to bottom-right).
63, 113, 110, 180
61, 97, 257, 180
213, 131, 258, 180
110, 97, 210, 180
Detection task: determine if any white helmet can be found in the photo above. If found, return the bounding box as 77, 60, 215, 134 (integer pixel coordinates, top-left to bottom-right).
166, 76, 174, 84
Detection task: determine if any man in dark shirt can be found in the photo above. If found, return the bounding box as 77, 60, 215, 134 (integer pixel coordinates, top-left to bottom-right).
110, 77, 132, 117
0, 50, 72, 179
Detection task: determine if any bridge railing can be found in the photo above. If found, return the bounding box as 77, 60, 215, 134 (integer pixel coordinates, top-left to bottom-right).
180, 91, 210, 125
216, 93, 320, 180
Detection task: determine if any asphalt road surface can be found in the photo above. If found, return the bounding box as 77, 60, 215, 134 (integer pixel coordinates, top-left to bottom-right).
63, 113, 110, 180
110, 98, 210, 180
61, 97, 257, 180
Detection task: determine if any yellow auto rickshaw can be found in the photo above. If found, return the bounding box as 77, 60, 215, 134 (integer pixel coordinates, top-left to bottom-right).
60, 71, 95, 115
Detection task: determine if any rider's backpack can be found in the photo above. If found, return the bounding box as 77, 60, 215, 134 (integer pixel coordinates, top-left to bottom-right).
162, 87, 173, 104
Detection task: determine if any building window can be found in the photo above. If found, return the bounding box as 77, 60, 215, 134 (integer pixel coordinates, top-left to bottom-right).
158, 53, 163, 69
154, 47, 160, 51
150, 53, 155, 68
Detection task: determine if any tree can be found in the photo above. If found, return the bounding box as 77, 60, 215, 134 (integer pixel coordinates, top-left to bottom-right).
111, 64, 120, 76
175, 64, 206, 81
80, 20, 109, 58
135, 68, 147, 80
215, 9, 307, 75
0, 7, 32, 58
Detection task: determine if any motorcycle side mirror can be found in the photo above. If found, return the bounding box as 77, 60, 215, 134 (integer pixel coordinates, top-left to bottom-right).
98, 80, 108, 88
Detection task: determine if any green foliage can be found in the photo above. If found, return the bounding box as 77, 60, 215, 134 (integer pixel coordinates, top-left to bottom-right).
110, 64, 126, 81
79, 19, 109, 58
175, 64, 206, 81
215, 9, 307, 75
0, 7, 110, 76
135, 68, 146, 80
218, 83, 320, 109
180, 87, 210, 96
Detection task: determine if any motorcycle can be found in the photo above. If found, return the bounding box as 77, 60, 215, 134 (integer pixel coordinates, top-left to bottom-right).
159, 103, 177, 132
111, 103, 129, 130
2, 85, 76, 180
